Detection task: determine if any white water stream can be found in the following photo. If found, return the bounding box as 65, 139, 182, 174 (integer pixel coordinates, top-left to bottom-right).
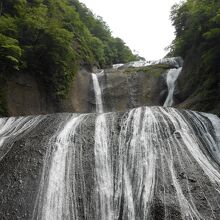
92, 72, 114, 219
92, 72, 104, 113
163, 67, 182, 107
41, 115, 85, 220
8, 106, 217, 220
0, 115, 45, 161
33, 114, 86, 220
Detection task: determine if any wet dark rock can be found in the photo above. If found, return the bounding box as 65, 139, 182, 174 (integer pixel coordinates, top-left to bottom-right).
173, 130, 181, 139
0, 107, 219, 219
176, 49, 220, 116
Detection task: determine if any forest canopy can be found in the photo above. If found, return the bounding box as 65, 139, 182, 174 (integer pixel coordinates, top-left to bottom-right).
169, 0, 220, 73
0, 0, 140, 97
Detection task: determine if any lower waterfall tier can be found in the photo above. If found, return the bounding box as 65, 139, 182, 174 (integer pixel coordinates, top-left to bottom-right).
0, 107, 220, 220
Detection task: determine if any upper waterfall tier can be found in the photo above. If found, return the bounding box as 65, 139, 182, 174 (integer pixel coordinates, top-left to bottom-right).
163, 67, 182, 107
92, 72, 104, 113
113, 57, 183, 70
89, 57, 183, 113
0, 107, 220, 219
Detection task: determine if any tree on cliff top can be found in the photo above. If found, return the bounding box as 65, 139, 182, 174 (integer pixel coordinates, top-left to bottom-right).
169, 0, 220, 72
0, 0, 139, 97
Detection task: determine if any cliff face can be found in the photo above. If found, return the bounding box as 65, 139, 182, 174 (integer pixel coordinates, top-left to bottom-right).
175, 48, 220, 117
167, 0, 220, 116
3, 68, 92, 116
5, 56, 211, 117
92, 65, 169, 112
6, 73, 56, 116
59, 68, 92, 113
2, 62, 176, 116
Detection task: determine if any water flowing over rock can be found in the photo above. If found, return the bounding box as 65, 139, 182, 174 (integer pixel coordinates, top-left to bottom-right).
0, 54, 219, 219
92, 71, 113, 218
91, 72, 104, 113
0, 107, 220, 219
113, 57, 183, 70
2, 57, 185, 116
89, 57, 184, 113
163, 67, 182, 107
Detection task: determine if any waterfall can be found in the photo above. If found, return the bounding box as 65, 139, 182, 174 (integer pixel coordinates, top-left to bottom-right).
163, 67, 182, 107
0, 115, 45, 161
0, 60, 220, 220
114, 107, 157, 219
32, 114, 87, 220
42, 115, 86, 220
113, 57, 182, 69
94, 114, 113, 219
0, 107, 220, 219
92, 72, 104, 113
92, 71, 113, 218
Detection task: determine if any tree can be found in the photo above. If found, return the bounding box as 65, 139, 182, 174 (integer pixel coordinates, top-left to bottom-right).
0, 0, 139, 98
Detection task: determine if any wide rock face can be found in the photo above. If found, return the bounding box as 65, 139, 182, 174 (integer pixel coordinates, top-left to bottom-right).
0, 107, 220, 219
94, 69, 164, 112
3, 58, 182, 116
3, 66, 164, 116
175, 49, 220, 116
89, 64, 174, 113
4, 68, 92, 116
5, 72, 56, 116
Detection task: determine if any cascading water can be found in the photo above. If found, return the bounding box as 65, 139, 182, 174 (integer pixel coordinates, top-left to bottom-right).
0, 107, 220, 219
92, 71, 114, 219
113, 57, 182, 69
163, 67, 182, 107
0, 115, 45, 160
92, 72, 104, 113
0, 59, 220, 220
33, 115, 86, 220
94, 113, 113, 220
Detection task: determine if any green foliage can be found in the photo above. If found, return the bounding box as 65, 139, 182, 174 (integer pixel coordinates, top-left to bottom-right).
169, 0, 220, 114
125, 64, 171, 76
0, 34, 22, 72
169, 0, 220, 72
69, 0, 139, 66
0, 0, 139, 98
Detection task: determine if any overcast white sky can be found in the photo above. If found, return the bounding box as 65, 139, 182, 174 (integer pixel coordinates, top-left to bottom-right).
79, 0, 182, 60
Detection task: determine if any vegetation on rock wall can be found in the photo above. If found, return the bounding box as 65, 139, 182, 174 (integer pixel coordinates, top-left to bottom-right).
168, 0, 220, 115
0, 0, 139, 100
124, 64, 171, 77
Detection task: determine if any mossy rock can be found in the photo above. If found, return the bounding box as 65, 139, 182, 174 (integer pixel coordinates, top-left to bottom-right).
124, 64, 171, 77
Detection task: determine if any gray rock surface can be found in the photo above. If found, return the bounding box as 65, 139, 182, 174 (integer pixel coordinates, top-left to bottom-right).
3, 63, 172, 116
90, 65, 170, 112
4, 68, 93, 116
0, 107, 220, 219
